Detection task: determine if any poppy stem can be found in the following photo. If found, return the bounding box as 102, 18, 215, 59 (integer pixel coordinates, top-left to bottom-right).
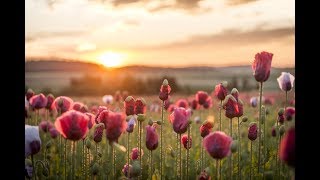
160, 100, 164, 180
150, 150, 153, 179
250, 141, 253, 180
31, 155, 36, 180
229, 118, 233, 179
179, 133, 182, 180
72, 141, 75, 180
278, 135, 282, 179
112, 144, 115, 178
139, 120, 142, 178
82, 139, 85, 179
186, 126, 190, 180
219, 100, 222, 131
176, 133, 179, 177
263, 111, 267, 179
285, 91, 288, 111
64, 139, 67, 180
127, 132, 130, 177
238, 117, 241, 180
258, 82, 263, 173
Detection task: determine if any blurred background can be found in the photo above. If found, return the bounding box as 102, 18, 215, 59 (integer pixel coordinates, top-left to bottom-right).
25, 0, 294, 96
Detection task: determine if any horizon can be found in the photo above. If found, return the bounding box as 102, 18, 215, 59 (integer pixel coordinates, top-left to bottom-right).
26, 0, 294, 68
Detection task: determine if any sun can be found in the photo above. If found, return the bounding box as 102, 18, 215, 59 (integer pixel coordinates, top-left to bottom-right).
98, 52, 124, 68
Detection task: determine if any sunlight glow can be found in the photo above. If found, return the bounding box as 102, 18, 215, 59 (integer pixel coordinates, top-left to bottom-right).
98, 51, 124, 68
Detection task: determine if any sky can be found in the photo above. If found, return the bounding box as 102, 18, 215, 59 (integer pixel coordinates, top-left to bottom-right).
25, 0, 295, 68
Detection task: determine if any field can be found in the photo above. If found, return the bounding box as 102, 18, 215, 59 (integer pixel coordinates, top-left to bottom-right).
25, 88, 295, 179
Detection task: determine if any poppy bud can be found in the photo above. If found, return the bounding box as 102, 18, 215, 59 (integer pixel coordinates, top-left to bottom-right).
248, 122, 258, 141
134, 98, 147, 115
241, 116, 248, 123
252, 51, 273, 82
124, 96, 135, 116
181, 134, 192, 149
278, 108, 285, 116
85, 139, 92, 149
93, 123, 105, 143
279, 125, 286, 136
284, 107, 295, 121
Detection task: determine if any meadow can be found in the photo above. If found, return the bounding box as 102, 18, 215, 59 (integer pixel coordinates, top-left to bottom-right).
25, 55, 295, 180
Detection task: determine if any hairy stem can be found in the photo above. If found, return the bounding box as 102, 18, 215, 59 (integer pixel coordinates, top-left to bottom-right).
160, 100, 164, 180
229, 118, 233, 179
258, 82, 263, 172
238, 117, 241, 180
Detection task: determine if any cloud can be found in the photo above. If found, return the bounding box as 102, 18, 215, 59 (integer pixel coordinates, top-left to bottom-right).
135, 26, 294, 50
26, 31, 88, 42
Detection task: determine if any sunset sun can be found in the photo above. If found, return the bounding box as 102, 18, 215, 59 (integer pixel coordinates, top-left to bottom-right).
98, 52, 124, 68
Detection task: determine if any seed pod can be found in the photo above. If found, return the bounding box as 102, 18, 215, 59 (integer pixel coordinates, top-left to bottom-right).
241, 116, 248, 123
137, 114, 146, 122
278, 108, 285, 116
85, 139, 92, 149
279, 125, 286, 136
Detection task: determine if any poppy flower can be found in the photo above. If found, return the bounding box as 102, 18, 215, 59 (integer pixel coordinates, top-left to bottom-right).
279, 127, 295, 167
93, 123, 105, 143
39, 120, 54, 133
51, 96, 74, 114
94, 106, 108, 124
284, 107, 295, 121
102, 95, 113, 105
196, 91, 209, 106
26, 88, 34, 101
49, 127, 59, 139
72, 102, 85, 112
248, 122, 258, 141
278, 114, 285, 125
252, 51, 273, 82
84, 113, 96, 129
146, 125, 159, 151
203, 131, 232, 159
235, 99, 244, 117
223, 95, 239, 119
159, 79, 171, 101
277, 72, 295, 92
54, 110, 89, 141
131, 147, 144, 160
250, 97, 258, 107
124, 96, 135, 116
167, 104, 176, 114
134, 98, 147, 115
214, 82, 228, 101
176, 99, 189, 109
25, 125, 41, 157
105, 111, 127, 143
164, 97, 172, 110
45, 94, 55, 110
169, 107, 191, 134
203, 96, 213, 109
231, 88, 239, 101
126, 115, 136, 133
200, 120, 213, 138
29, 93, 48, 109
181, 134, 192, 149
190, 99, 199, 110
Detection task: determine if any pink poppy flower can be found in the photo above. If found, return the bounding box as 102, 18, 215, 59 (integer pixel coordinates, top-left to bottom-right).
45, 94, 55, 110
49, 127, 59, 139
214, 82, 228, 101
26, 88, 34, 101
146, 125, 159, 151
203, 96, 213, 109
105, 111, 127, 143
196, 91, 209, 106
124, 96, 135, 116
51, 96, 74, 114
72, 102, 85, 111
54, 110, 89, 141
29, 93, 48, 109
159, 79, 171, 101
280, 127, 295, 167
248, 122, 258, 141
181, 134, 192, 149
93, 123, 105, 143
223, 95, 239, 119
252, 51, 273, 82
131, 147, 144, 160
200, 120, 213, 138
167, 104, 176, 114
176, 99, 189, 109
284, 107, 295, 121
190, 99, 199, 110
85, 113, 96, 129
94, 106, 108, 124
169, 107, 191, 134
203, 131, 232, 159
39, 120, 53, 133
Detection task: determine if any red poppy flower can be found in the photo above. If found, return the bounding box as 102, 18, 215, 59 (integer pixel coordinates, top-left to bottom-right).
85, 112, 96, 129
131, 147, 144, 160
196, 91, 209, 106
159, 79, 171, 101
93, 123, 105, 143
200, 120, 213, 138
45, 94, 55, 110
176, 99, 189, 109
248, 122, 258, 141
124, 96, 135, 116
203, 131, 232, 159
252, 51, 273, 82
284, 107, 295, 121
181, 134, 192, 149
39, 120, 53, 133
203, 96, 213, 109
134, 98, 146, 115
94, 106, 108, 124
105, 111, 127, 143
190, 99, 199, 110
54, 110, 89, 141
280, 127, 295, 167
